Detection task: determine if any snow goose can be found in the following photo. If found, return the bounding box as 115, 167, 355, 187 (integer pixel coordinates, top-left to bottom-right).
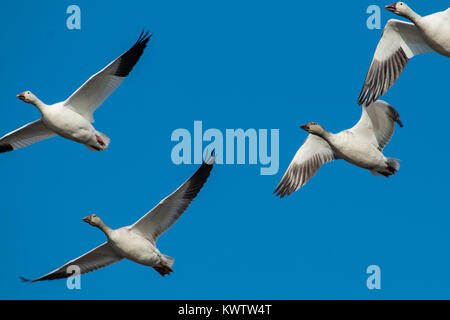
0, 31, 151, 153
20, 154, 215, 281
274, 101, 403, 197
358, 3, 450, 105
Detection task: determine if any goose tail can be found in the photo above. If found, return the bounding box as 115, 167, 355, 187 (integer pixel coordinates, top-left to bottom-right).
386, 157, 400, 173
153, 255, 174, 277
372, 158, 400, 177
95, 131, 111, 149
85, 131, 111, 152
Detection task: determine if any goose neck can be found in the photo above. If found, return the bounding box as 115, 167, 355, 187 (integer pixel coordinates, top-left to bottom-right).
96, 221, 113, 237
405, 8, 421, 23
33, 99, 47, 114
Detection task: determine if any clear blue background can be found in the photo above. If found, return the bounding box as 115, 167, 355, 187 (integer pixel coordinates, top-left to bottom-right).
1, 0, 449, 299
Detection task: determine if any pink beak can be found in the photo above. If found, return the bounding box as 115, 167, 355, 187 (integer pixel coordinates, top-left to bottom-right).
385, 3, 396, 12
16, 92, 26, 100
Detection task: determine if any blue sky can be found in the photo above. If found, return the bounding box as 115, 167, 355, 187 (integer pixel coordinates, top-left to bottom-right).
1, 0, 450, 299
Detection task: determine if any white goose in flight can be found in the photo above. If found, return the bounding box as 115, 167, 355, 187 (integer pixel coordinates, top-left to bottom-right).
274, 101, 403, 198
358, 3, 450, 105
20, 154, 215, 281
0, 31, 151, 153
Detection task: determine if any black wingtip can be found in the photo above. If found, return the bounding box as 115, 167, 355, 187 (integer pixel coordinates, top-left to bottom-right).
113, 30, 153, 77
273, 188, 287, 199
357, 95, 364, 106
137, 30, 152, 44
395, 112, 404, 128
387, 104, 404, 128
19, 276, 32, 283
137, 29, 145, 40
0, 144, 14, 153
203, 149, 216, 166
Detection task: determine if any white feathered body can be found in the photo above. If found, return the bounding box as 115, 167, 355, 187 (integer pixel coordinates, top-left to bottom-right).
41, 103, 97, 145
326, 131, 385, 170
108, 228, 162, 267
417, 9, 450, 56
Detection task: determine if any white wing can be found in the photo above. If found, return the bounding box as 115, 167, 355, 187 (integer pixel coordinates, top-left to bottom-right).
274, 135, 336, 197
64, 31, 151, 122
351, 100, 403, 151
20, 243, 122, 282
358, 19, 433, 105
0, 119, 56, 153
131, 155, 215, 243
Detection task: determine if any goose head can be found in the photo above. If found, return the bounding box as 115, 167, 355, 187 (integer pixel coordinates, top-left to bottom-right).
82, 214, 103, 227
300, 122, 326, 136
16, 91, 39, 104
385, 2, 413, 18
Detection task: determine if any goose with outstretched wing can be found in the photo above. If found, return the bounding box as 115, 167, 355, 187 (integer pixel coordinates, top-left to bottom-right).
20, 153, 215, 282
358, 3, 450, 105
1, 31, 151, 153
274, 101, 403, 197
